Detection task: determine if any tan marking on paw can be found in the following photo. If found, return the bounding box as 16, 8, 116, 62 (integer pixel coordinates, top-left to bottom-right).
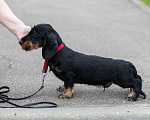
57, 85, 66, 92
128, 88, 135, 97
58, 87, 73, 99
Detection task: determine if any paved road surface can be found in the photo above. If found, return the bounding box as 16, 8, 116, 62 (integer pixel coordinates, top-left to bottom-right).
0, 0, 150, 119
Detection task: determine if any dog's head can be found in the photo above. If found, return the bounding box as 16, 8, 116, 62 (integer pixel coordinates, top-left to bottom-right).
19, 24, 63, 59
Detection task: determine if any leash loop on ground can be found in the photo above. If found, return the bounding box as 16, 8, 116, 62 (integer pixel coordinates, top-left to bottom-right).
0, 85, 57, 108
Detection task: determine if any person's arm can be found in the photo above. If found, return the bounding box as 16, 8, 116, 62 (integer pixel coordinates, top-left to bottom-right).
0, 0, 31, 40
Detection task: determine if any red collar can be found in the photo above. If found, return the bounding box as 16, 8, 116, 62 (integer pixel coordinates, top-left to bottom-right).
42, 42, 65, 73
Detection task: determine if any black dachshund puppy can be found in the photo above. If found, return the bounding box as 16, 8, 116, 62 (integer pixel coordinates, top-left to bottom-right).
19, 24, 146, 101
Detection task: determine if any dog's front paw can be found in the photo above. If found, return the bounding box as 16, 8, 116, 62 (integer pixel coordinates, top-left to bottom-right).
57, 85, 65, 92
58, 94, 72, 99
58, 88, 73, 99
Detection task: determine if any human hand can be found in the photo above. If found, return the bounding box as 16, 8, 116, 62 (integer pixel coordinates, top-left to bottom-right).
16, 26, 31, 41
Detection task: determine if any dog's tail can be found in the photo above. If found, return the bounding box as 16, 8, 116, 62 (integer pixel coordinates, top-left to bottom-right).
130, 63, 140, 79
130, 63, 146, 99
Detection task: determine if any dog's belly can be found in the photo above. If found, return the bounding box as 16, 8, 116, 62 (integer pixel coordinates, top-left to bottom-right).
74, 72, 116, 85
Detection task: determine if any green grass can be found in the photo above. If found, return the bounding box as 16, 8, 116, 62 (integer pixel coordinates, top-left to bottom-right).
141, 0, 150, 6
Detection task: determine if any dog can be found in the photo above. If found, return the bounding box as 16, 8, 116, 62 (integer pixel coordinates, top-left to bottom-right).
19, 24, 146, 101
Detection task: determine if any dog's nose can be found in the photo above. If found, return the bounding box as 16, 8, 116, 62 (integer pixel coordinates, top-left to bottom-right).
19, 41, 23, 45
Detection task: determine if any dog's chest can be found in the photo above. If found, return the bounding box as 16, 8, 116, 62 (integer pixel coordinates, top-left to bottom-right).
49, 63, 62, 73
48, 62, 63, 78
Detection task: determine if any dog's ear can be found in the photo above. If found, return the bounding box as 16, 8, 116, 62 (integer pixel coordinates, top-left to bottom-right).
42, 33, 58, 59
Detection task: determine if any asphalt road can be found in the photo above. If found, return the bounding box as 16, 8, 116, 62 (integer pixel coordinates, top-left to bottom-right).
0, 0, 150, 119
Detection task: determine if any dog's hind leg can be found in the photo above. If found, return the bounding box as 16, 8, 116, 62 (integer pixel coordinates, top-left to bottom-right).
126, 78, 146, 101
127, 64, 146, 100
114, 75, 143, 101
126, 88, 137, 101
135, 75, 146, 99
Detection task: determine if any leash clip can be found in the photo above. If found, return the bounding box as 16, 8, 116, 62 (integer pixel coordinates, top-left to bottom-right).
42, 72, 47, 78
42, 71, 47, 87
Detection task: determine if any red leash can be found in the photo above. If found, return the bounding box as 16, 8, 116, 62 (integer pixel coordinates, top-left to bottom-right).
42, 42, 65, 73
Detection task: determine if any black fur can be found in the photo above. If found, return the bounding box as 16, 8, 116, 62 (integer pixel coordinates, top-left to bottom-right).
20, 24, 146, 101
